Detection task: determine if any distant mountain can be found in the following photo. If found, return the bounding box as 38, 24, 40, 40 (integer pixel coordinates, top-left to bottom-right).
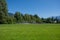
49, 16, 60, 21
8, 13, 14, 16
53, 16, 60, 21
56, 16, 60, 20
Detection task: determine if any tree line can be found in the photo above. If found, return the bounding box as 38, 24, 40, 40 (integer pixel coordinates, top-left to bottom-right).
0, 0, 60, 24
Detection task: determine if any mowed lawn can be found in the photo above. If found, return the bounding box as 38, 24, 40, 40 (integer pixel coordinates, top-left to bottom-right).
0, 24, 60, 40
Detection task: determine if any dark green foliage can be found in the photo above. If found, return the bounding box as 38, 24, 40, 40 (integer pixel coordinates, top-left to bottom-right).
14, 12, 23, 23
23, 14, 31, 23
14, 13, 41, 23
0, 0, 8, 24
34, 14, 41, 23
0, 0, 60, 24
7, 17, 13, 24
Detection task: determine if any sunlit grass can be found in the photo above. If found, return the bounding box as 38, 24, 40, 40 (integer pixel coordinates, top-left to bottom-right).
0, 24, 60, 40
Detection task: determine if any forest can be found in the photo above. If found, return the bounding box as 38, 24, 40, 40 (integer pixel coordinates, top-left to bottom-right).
0, 0, 60, 24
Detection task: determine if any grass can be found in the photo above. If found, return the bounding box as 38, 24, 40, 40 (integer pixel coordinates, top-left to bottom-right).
0, 24, 60, 40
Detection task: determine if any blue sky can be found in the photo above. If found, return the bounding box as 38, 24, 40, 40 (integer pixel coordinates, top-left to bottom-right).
6, 0, 60, 18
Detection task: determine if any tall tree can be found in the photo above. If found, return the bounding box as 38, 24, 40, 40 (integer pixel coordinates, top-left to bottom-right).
23, 14, 31, 23
14, 12, 23, 23
34, 14, 41, 23
0, 0, 8, 24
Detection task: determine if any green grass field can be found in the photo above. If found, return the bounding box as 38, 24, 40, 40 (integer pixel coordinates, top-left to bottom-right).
0, 24, 60, 40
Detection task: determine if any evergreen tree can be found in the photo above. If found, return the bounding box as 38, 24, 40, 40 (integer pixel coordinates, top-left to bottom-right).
14, 12, 23, 23
34, 14, 41, 23
0, 0, 8, 24
23, 14, 31, 23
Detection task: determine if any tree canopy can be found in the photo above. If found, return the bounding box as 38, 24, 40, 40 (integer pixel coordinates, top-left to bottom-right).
0, 0, 60, 24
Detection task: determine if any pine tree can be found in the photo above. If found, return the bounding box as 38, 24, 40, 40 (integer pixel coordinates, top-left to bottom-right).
14, 12, 23, 23
0, 0, 8, 24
